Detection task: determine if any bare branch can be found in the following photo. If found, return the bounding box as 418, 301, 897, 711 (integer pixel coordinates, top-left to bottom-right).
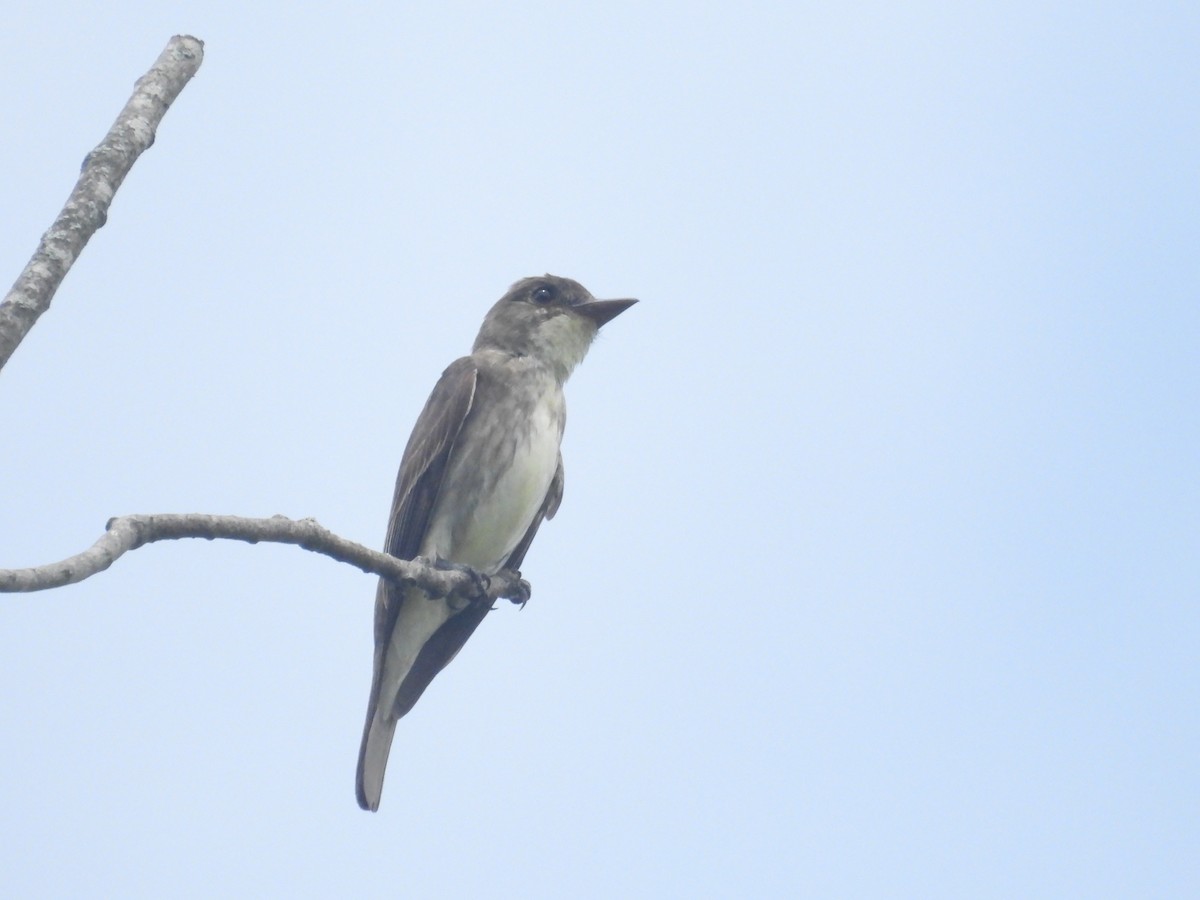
0, 34, 205, 372
0, 513, 531, 607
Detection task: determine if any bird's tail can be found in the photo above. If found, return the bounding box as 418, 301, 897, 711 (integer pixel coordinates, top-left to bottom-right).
356, 708, 396, 812
353, 583, 471, 811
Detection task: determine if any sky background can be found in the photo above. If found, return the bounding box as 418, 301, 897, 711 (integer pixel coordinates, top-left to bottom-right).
1, 2, 1197, 897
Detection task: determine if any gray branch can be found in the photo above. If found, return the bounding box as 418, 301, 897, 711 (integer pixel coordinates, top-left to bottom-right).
0, 513, 531, 607
0, 34, 205, 372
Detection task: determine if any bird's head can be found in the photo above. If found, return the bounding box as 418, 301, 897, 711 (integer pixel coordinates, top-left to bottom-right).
474, 275, 637, 381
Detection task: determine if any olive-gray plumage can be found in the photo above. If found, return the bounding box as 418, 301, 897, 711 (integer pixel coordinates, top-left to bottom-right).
356, 275, 636, 811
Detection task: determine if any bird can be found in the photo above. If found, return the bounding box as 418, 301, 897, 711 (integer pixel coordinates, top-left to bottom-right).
355, 274, 636, 811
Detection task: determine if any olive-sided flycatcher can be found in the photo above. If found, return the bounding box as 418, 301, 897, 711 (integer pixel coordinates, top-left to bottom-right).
355, 274, 636, 811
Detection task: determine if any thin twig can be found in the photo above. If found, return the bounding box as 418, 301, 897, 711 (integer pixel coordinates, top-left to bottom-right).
0, 34, 205, 372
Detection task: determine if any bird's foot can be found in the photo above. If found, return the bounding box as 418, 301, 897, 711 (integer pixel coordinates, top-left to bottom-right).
428, 555, 491, 611
496, 568, 531, 608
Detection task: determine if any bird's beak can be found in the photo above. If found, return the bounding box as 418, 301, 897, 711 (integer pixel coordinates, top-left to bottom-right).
574, 298, 638, 327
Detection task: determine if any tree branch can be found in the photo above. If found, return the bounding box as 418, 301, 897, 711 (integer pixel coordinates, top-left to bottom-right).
0, 34, 205, 373
0, 513, 531, 607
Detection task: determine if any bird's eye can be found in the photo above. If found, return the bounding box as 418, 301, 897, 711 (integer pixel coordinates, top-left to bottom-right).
531, 286, 554, 304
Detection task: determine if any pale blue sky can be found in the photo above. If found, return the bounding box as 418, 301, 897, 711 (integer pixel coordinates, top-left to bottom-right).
2, 3, 1197, 897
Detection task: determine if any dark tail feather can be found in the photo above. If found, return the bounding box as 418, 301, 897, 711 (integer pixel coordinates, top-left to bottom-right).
356, 708, 396, 812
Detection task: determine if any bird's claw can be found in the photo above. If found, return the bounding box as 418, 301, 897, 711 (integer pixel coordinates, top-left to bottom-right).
498, 569, 531, 608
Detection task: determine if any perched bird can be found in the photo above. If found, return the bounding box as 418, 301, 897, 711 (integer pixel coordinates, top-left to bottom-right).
356, 274, 636, 811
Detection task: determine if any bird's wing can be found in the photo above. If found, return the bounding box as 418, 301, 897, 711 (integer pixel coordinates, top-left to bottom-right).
370, 355, 478, 688
388, 453, 565, 717
352, 360, 475, 811
380, 357, 480, 575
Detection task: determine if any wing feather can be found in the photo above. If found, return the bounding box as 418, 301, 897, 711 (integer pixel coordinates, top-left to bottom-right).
359, 358, 477, 737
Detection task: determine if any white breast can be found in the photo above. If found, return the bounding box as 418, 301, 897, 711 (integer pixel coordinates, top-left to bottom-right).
423, 383, 563, 573
458, 396, 559, 569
